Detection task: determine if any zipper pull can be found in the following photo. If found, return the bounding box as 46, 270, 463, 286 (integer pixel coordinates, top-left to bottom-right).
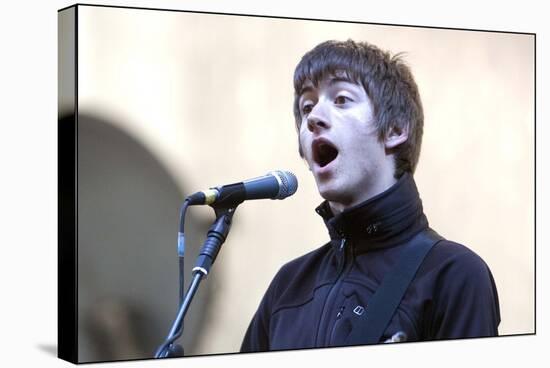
339, 237, 346, 251
336, 305, 345, 319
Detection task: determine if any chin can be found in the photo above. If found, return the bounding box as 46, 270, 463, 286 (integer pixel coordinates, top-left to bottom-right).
317, 184, 350, 205
317, 175, 362, 208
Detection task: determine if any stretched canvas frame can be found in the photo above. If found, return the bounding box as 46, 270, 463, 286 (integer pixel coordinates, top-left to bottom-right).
58, 3, 536, 364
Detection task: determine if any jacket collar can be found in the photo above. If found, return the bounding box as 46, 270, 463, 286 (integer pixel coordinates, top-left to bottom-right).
315, 173, 428, 253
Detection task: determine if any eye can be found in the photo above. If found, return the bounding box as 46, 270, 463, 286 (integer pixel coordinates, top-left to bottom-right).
302, 102, 314, 116
334, 95, 352, 105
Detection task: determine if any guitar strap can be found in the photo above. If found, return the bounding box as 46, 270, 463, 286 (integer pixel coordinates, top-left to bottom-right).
345, 228, 444, 345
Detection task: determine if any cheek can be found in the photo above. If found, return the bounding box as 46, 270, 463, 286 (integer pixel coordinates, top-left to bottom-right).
298, 130, 311, 156
344, 131, 383, 164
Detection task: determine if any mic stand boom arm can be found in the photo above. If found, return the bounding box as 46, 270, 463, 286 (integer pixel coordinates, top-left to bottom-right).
154, 206, 236, 358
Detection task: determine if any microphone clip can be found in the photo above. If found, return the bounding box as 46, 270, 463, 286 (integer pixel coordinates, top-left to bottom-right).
209, 183, 246, 211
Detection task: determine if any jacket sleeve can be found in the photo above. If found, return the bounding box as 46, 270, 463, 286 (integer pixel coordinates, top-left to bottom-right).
430, 250, 501, 339
240, 269, 282, 352
240, 298, 270, 352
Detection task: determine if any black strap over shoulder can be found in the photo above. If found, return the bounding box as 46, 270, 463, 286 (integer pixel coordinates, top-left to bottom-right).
345, 228, 444, 345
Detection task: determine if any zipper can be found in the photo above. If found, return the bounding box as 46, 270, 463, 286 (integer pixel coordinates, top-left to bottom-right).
315, 235, 352, 347
328, 305, 346, 344
336, 305, 345, 319
339, 237, 346, 251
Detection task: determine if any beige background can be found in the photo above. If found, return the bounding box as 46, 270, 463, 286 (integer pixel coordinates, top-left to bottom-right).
77, 6, 534, 356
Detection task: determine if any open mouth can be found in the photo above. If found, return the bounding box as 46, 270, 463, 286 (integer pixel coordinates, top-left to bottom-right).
312, 139, 339, 168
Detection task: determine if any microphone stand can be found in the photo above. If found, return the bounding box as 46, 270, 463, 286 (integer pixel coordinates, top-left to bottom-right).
154, 206, 236, 358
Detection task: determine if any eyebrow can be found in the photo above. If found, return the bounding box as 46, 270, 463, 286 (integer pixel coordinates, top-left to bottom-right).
298, 76, 357, 97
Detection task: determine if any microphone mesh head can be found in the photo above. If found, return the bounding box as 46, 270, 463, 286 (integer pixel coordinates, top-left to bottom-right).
272, 170, 298, 199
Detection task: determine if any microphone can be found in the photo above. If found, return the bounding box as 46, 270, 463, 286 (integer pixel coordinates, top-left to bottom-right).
186, 170, 298, 208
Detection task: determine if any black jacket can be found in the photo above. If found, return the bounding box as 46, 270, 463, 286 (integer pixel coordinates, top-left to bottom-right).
241, 174, 500, 352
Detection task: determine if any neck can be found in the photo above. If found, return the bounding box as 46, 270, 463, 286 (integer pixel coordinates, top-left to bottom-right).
328, 170, 398, 215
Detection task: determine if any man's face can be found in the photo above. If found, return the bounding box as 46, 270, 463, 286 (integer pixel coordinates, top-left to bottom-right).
298, 75, 396, 213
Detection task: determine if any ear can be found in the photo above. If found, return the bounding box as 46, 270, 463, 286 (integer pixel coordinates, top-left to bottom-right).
384, 124, 409, 149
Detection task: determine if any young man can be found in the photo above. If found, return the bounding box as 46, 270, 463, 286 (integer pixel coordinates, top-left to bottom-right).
241, 40, 500, 351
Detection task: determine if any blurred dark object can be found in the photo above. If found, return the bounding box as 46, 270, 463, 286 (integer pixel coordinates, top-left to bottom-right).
69, 113, 210, 362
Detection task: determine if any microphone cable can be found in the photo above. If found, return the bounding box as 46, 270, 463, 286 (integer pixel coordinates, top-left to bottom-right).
159, 198, 190, 357
178, 199, 190, 304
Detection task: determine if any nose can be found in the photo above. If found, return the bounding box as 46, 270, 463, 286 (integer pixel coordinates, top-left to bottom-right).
307, 100, 330, 133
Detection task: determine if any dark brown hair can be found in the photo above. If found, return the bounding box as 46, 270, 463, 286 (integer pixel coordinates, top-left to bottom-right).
293, 39, 424, 178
